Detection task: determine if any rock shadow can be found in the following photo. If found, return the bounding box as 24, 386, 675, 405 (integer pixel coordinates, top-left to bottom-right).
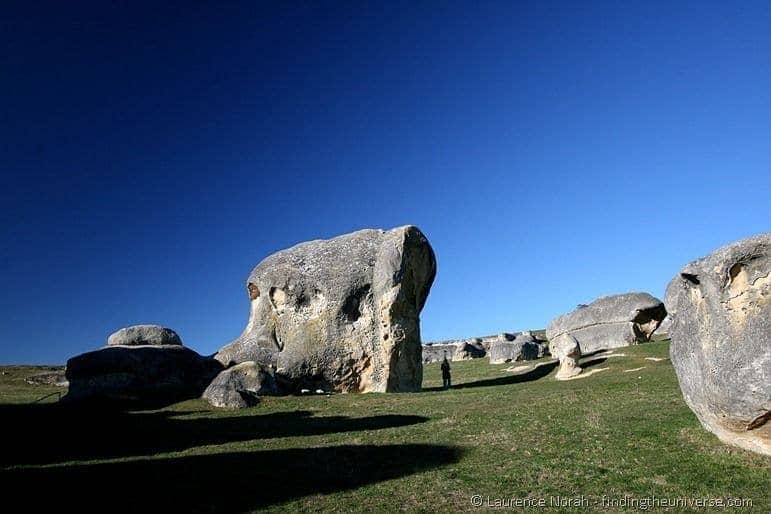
0, 404, 428, 467
1, 443, 461, 512
580, 357, 608, 369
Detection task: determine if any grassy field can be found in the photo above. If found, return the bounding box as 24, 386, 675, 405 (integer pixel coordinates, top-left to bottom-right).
1, 341, 769, 512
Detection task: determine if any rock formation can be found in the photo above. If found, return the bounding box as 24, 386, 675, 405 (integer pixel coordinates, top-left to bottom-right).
549, 333, 581, 380
666, 233, 771, 456
546, 292, 666, 380
216, 226, 436, 393
107, 325, 182, 347
422, 332, 545, 364
63, 325, 222, 407
203, 361, 278, 408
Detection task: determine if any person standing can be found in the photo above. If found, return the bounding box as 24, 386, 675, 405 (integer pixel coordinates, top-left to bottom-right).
441, 354, 452, 389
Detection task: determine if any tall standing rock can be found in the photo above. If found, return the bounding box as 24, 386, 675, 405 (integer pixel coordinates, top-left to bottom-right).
216, 226, 436, 393
546, 292, 667, 379
666, 233, 771, 456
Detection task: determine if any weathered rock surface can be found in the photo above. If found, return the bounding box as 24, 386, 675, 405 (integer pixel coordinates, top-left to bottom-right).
216, 226, 436, 393
546, 292, 667, 354
64, 329, 222, 407
203, 361, 278, 408
107, 325, 182, 347
488, 339, 548, 364
666, 233, 771, 456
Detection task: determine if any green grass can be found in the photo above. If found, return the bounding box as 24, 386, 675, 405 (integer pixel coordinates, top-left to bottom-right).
1, 342, 769, 512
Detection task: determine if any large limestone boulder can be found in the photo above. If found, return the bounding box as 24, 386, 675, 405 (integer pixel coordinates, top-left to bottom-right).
107, 325, 182, 347
216, 226, 436, 393
63, 327, 222, 408
666, 233, 771, 456
203, 361, 278, 408
546, 292, 667, 354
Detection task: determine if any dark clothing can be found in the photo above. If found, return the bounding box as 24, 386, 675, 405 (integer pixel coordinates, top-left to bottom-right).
441, 359, 451, 389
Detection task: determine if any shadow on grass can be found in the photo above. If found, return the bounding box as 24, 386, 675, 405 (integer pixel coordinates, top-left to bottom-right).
424, 360, 559, 391
581, 357, 608, 369
1, 443, 462, 512
0, 404, 429, 467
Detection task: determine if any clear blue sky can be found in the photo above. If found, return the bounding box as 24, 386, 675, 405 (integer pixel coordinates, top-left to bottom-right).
2, 1, 769, 363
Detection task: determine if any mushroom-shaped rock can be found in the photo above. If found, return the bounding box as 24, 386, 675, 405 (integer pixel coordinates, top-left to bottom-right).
546, 293, 667, 354
216, 226, 436, 393
666, 233, 771, 456
546, 292, 666, 379
107, 325, 182, 346
550, 333, 582, 380
203, 361, 278, 408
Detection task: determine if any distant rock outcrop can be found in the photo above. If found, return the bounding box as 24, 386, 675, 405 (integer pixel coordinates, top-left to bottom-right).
203, 361, 278, 408
422, 332, 547, 364
546, 292, 667, 380
421, 343, 457, 364
666, 233, 771, 456
454, 341, 486, 360
488, 333, 548, 364
63, 325, 222, 407
25, 369, 68, 387
216, 226, 436, 393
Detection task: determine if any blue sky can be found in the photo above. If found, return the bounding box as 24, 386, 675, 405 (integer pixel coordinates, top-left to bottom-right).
2, 1, 769, 363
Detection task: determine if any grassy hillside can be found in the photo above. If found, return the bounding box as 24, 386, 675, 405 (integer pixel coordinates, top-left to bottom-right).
1, 341, 768, 512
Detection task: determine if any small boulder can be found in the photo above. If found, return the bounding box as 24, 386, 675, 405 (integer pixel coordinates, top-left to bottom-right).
203, 361, 278, 408
107, 325, 182, 347
667, 233, 771, 456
